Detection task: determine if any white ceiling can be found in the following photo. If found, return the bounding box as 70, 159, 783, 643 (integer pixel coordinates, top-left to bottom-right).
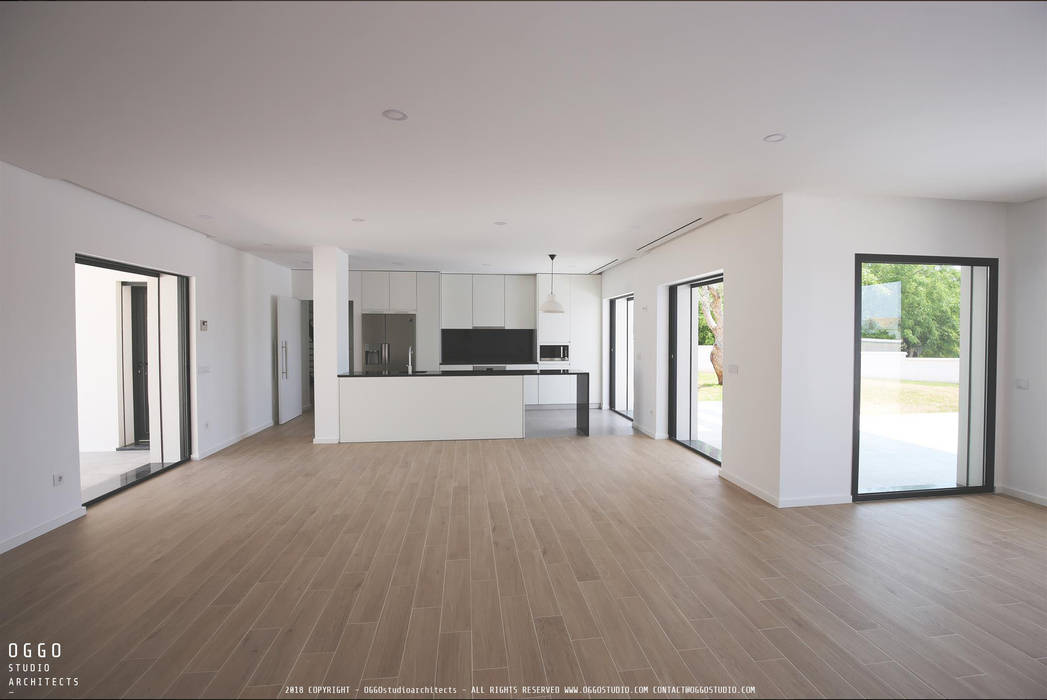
1, 1, 1044, 273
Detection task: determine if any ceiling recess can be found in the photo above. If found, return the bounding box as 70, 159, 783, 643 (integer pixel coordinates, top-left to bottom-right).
588, 258, 619, 274
635, 217, 703, 251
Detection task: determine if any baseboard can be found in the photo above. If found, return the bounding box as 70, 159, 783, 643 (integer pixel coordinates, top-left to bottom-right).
313, 436, 339, 444
777, 493, 853, 508
197, 421, 274, 459
718, 470, 779, 507
996, 485, 1047, 507
632, 423, 667, 440
1, 507, 86, 555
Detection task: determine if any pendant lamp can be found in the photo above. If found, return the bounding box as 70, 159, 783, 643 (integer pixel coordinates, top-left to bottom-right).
540, 254, 565, 313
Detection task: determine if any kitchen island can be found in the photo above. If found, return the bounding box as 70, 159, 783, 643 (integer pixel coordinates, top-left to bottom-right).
337, 369, 589, 442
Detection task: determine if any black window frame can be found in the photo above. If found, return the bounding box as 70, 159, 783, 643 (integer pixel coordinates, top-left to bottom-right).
668, 273, 724, 465
74, 253, 193, 505
851, 253, 998, 502
608, 293, 635, 421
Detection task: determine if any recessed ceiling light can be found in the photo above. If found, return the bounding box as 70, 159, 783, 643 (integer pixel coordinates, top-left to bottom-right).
382, 109, 408, 121
763, 133, 786, 143
482, 263, 492, 267
352, 218, 366, 222
391, 262, 404, 266
198, 214, 214, 220
494, 221, 507, 226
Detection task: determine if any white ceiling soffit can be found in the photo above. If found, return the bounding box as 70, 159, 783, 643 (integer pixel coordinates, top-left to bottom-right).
1, 1, 1044, 274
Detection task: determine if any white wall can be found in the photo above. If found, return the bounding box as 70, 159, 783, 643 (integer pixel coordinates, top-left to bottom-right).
0, 160, 291, 552
602, 197, 785, 504
1002, 197, 1046, 504
779, 194, 1010, 506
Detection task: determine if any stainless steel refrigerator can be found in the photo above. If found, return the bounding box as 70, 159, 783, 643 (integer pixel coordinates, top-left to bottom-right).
362, 313, 415, 372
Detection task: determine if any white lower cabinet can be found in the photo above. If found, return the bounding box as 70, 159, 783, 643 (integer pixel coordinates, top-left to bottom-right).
538, 374, 575, 404
523, 375, 539, 404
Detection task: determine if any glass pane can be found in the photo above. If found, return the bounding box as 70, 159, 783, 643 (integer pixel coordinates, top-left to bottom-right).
613, 298, 629, 414
672, 284, 692, 438
691, 282, 723, 459
610, 296, 635, 419
75, 264, 159, 502
75, 262, 191, 503
159, 274, 188, 466
857, 262, 990, 494
626, 298, 635, 415
669, 278, 723, 462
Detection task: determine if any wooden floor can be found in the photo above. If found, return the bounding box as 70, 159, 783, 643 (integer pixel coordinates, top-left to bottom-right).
2, 414, 1046, 699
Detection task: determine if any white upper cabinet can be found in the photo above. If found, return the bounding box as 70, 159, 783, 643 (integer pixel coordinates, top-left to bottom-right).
504, 275, 536, 329
389, 271, 417, 312
472, 275, 506, 327
536, 273, 571, 344
440, 274, 473, 328
361, 271, 390, 312
361, 271, 417, 312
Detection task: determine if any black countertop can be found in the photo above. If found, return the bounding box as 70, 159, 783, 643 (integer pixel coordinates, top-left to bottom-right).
338, 369, 589, 378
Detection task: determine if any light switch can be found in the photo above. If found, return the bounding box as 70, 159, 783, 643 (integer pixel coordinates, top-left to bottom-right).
200, 320, 208, 331
1016, 378, 1030, 390
727, 364, 739, 375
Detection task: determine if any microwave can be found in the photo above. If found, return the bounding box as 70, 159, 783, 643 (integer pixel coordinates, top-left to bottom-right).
539, 344, 569, 361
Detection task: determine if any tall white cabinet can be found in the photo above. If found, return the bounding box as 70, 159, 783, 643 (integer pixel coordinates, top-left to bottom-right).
532, 273, 601, 405
415, 272, 440, 371
570, 275, 601, 405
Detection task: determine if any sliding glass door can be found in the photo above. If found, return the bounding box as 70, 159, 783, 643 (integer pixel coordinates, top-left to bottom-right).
609, 295, 634, 419
853, 255, 997, 499
74, 255, 191, 504
668, 275, 724, 462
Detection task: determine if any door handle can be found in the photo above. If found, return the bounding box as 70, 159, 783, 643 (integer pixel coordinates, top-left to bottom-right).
281, 341, 288, 378
381, 343, 389, 366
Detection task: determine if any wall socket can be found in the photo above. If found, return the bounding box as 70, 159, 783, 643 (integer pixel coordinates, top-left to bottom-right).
52, 473, 64, 487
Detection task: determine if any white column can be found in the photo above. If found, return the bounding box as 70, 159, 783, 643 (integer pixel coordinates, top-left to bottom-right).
312, 246, 349, 443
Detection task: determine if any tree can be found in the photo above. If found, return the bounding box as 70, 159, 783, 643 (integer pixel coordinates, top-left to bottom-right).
695, 283, 724, 384
861, 263, 961, 358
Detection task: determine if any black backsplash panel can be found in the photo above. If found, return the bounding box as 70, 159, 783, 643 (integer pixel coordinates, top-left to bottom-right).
442, 329, 536, 364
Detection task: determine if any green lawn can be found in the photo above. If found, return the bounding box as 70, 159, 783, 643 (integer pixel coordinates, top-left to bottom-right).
860, 378, 959, 414
695, 373, 957, 413
697, 371, 722, 402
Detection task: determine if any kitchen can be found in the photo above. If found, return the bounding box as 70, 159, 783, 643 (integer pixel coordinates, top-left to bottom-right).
329, 262, 604, 442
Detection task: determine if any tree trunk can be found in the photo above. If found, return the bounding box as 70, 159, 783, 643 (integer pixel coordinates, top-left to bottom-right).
696, 285, 724, 384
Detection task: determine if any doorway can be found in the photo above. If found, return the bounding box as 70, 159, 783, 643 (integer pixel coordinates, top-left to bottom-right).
668, 274, 725, 463
852, 255, 998, 499
608, 294, 635, 420
74, 255, 191, 504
